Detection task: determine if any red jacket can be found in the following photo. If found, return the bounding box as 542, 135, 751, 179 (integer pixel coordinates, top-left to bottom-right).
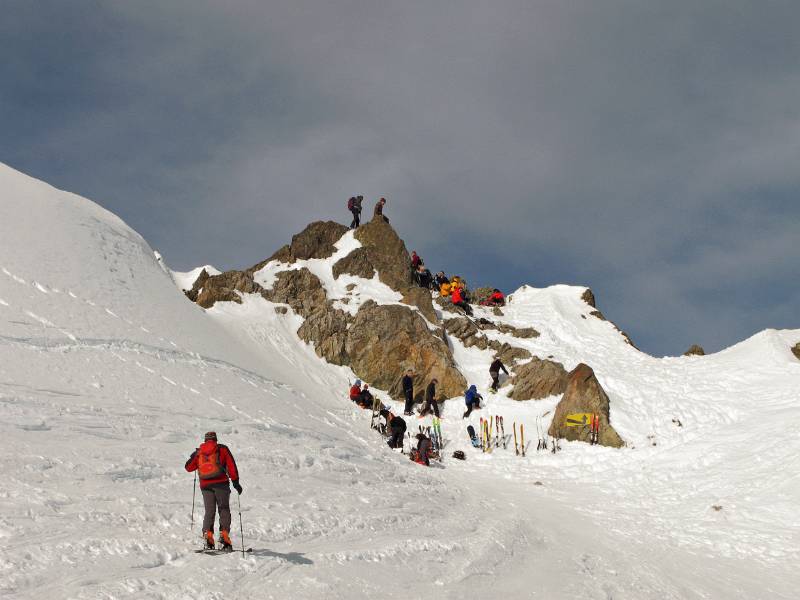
350, 384, 362, 400
185, 441, 239, 489
451, 287, 464, 304
491, 291, 504, 302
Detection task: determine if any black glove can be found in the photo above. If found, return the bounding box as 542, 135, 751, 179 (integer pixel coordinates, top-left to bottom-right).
232, 481, 243, 495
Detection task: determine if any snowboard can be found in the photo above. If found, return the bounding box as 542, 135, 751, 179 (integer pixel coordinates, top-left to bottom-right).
467, 425, 481, 448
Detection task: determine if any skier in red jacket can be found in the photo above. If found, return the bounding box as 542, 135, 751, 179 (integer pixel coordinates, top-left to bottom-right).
185, 432, 242, 550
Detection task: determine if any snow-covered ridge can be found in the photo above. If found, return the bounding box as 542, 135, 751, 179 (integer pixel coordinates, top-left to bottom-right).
2, 162, 799, 599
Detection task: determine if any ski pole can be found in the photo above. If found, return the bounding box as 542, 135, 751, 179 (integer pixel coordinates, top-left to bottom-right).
190, 470, 197, 532
237, 492, 245, 558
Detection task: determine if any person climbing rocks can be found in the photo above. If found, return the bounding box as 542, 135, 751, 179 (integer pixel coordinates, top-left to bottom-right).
451, 285, 473, 316
489, 358, 509, 392
383, 410, 407, 449
462, 384, 484, 418
433, 271, 449, 290
481, 289, 505, 307
185, 431, 242, 551
411, 251, 423, 269
402, 370, 415, 415
348, 195, 363, 229
350, 379, 363, 403
419, 378, 440, 418
373, 197, 388, 222
415, 264, 433, 289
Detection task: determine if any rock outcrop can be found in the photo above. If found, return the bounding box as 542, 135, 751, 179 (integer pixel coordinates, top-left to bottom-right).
683, 344, 705, 356
510, 358, 569, 400
189, 269, 266, 309
548, 363, 624, 447
348, 301, 466, 401
792, 343, 800, 361
352, 219, 414, 292
255, 221, 349, 270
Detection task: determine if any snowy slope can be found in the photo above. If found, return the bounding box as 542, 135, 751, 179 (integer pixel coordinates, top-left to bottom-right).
1, 162, 799, 599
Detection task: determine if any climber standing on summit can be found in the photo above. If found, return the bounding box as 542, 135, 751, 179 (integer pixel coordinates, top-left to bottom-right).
185, 432, 242, 551
348, 195, 363, 229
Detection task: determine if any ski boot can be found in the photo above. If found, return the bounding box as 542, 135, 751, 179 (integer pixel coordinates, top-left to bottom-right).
219, 530, 233, 552
204, 530, 215, 550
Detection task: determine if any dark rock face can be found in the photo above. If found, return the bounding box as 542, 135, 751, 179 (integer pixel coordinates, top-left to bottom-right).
254, 221, 349, 270
548, 363, 624, 448
352, 219, 414, 293
581, 288, 596, 308
792, 343, 800, 360
263, 269, 328, 315
332, 247, 375, 280
493, 344, 532, 365
192, 270, 266, 309
684, 344, 706, 356
347, 301, 466, 401
184, 268, 211, 302
510, 358, 569, 401
401, 287, 438, 323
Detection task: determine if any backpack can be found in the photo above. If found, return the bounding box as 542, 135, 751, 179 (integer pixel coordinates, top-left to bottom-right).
197, 448, 225, 480
452, 450, 466, 460
347, 197, 355, 210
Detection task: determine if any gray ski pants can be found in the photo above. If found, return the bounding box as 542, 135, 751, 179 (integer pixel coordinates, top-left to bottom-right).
201, 486, 231, 533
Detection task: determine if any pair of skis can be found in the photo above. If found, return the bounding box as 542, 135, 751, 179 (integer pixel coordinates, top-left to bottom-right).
513, 422, 526, 457
589, 413, 600, 445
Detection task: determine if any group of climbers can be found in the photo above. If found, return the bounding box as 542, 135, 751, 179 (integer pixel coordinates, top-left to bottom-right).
347, 196, 388, 229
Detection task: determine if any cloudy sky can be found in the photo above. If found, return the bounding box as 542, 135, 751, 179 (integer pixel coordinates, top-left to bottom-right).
3, 1, 799, 356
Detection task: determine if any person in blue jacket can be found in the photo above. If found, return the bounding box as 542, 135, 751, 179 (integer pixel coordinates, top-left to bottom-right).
462, 384, 483, 418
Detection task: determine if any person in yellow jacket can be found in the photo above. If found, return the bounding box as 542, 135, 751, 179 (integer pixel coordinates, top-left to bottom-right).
440, 281, 452, 297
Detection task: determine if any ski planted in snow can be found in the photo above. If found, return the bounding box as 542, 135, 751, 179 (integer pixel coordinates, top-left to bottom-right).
513, 421, 519, 455
467, 424, 481, 448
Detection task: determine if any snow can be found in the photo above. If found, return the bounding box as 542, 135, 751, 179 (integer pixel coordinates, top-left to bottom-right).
1, 161, 799, 599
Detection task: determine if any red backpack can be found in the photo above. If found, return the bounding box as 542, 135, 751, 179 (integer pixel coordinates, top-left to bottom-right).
197, 447, 225, 480
347, 197, 355, 210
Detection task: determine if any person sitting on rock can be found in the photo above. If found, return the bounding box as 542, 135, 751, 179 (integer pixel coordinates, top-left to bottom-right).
433, 271, 449, 289
489, 358, 509, 392
481, 289, 505, 307
349, 379, 363, 403
373, 197, 388, 222
451, 285, 473, 316
411, 251, 423, 269
419, 378, 440, 417
357, 384, 374, 409
462, 384, 483, 418
382, 410, 407, 449
439, 279, 452, 297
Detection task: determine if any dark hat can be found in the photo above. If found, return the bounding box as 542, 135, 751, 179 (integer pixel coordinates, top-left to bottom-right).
204, 431, 217, 441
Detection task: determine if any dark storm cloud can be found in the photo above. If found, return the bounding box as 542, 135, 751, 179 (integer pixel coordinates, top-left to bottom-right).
2, 0, 799, 355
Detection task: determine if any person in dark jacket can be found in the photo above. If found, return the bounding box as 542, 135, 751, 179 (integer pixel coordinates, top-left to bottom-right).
419, 378, 440, 417
349, 195, 363, 228
383, 410, 407, 449
415, 432, 433, 465
402, 370, 415, 415
489, 358, 509, 392
373, 197, 388, 222
415, 264, 432, 289
357, 384, 374, 408
433, 271, 449, 289
185, 432, 242, 550
462, 384, 484, 418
